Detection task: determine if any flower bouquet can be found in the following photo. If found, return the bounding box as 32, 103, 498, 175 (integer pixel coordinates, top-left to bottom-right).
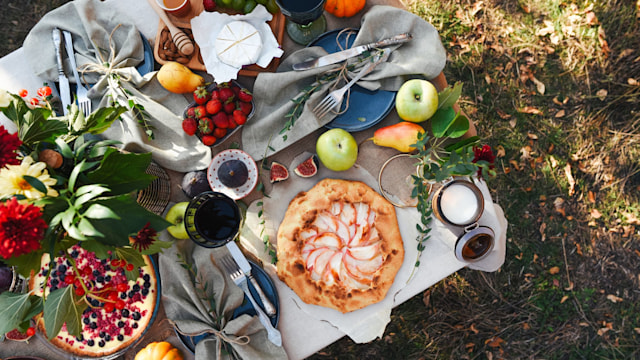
0, 87, 171, 340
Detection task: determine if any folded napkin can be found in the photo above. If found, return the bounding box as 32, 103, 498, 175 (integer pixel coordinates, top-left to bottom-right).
159, 238, 288, 360
22, 0, 211, 172
242, 5, 447, 160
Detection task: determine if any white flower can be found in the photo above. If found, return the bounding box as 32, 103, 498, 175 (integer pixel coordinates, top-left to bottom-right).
0, 156, 58, 199
0, 89, 11, 107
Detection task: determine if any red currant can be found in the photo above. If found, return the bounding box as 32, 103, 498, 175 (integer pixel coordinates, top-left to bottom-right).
126, 263, 134, 272
75, 287, 85, 296
18, 89, 28, 97
111, 259, 121, 267
29, 98, 39, 106
115, 300, 125, 310
104, 302, 115, 312
26, 327, 36, 337
65, 275, 76, 285
82, 267, 93, 277
116, 283, 128, 293
108, 292, 119, 301
37, 86, 52, 97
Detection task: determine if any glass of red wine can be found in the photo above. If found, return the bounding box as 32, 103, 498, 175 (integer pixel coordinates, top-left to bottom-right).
185, 192, 242, 248
276, 0, 328, 45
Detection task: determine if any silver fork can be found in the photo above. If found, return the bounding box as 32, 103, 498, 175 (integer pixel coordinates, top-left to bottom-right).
219, 254, 283, 346
63, 30, 92, 117
312, 49, 390, 119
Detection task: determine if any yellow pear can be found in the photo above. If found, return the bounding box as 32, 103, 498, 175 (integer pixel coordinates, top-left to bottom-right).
157, 62, 204, 94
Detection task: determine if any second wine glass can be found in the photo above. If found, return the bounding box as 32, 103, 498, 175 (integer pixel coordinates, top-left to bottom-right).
276, 0, 328, 45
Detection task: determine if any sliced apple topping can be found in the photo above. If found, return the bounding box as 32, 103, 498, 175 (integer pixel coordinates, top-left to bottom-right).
301, 201, 384, 290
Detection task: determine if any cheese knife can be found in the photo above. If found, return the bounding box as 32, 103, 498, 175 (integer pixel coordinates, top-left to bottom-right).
226, 241, 277, 317
52, 28, 71, 115
292, 33, 413, 71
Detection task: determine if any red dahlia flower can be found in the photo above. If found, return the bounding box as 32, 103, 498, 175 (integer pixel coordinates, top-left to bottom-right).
473, 145, 496, 177
0, 197, 46, 259
131, 222, 157, 251
0, 126, 22, 169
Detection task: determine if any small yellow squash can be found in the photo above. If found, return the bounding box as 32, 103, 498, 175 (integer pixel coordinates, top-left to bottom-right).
135, 341, 183, 360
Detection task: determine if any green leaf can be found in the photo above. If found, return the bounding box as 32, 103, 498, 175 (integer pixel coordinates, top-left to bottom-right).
56, 138, 74, 158
437, 82, 463, 109
430, 106, 456, 138
83, 203, 120, 220
115, 247, 146, 268
86, 152, 155, 195
140, 240, 173, 255
0, 292, 41, 335
77, 218, 104, 238
76, 105, 127, 136
22, 175, 48, 195
80, 240, 113, 259
43, 286, 85, 339
444, 113, 470, 139
444, 136, 480, 152
75, 184, 110, 198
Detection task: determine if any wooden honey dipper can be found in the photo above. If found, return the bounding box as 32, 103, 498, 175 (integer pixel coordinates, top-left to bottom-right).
147, 0, 195, 56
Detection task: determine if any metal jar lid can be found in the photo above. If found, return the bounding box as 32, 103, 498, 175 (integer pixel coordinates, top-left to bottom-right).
454, 225, 495, 262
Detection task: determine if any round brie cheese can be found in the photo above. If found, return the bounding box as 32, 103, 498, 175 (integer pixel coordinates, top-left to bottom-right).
215, 21, 263, 68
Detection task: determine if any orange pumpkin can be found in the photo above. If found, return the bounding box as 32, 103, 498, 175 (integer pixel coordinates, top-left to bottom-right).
324, 0, 366, 18
135, 341, 183, 360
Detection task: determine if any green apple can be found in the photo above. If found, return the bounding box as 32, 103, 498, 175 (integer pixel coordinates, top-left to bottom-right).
395, 79, 439, 123
316, 128, 358, 171
165, 202, 190, 239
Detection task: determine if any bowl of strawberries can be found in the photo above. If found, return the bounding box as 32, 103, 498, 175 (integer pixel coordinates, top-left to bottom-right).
182, 80, 255, 147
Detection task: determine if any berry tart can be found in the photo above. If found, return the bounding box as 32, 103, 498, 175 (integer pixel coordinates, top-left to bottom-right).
28, 245, 158, 357
277, 179, 405, 313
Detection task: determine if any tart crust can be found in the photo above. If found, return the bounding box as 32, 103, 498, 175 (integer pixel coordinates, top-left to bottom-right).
277, 178, 404, 313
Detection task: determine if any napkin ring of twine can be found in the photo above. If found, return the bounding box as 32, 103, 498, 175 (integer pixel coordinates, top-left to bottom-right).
78, 24, 133, 85
170, 320, 250, 357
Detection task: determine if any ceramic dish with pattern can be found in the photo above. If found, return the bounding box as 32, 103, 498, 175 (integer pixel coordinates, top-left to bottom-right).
207, 149, 259, 200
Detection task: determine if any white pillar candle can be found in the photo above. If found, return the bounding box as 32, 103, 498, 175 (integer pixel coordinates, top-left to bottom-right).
439, 183, 480, 225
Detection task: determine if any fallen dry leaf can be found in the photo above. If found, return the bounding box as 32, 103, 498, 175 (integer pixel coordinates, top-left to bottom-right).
565, 281, 574, 291
496, 109, 511, 119
618, 48, 635, 59
554, 197, 566, 216
622, 212, 640, 225
575, 243, 583, 256
555, 109, 566, 118
519, 106, 543, 115
564, 164, 576, 196
529, 74, 546, 94
588, 191, 596, 203
496, 145, 506, 157
470, 323, 479, 334
527, 133, 538, 140
537, 20, 555, 36
561, 295, 569, 303
549, 266, 560, 274
486, 337, 505, 348
509, 118, 517, 128
628, 78, 639, 86
539, 222, 547, 241
597, 327, 611, 336
585, 11, 598, 25
591, 209, 602, 219
596, 89, 608, 100
606, 294, 623, 303
549, 156, 559, 168
522, 322, 530, 330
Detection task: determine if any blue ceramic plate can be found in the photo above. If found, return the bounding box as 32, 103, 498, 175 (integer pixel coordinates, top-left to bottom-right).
136, 33, 154, 76
176, 260, 280, 353
310, 29, 396, 132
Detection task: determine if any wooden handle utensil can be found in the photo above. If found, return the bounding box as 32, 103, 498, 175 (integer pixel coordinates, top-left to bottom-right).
146, 0, 194, 56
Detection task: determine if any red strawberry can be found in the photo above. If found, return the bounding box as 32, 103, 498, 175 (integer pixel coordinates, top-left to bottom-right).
182, 118, 197, 136
223, 100, 236, 114
219, 86, 235, 103
212, 112, 229, 129
198, 117, 213, 134
233, 109, 247, 125
232, 84, 241, 96
194, 105, 207, 118
203, 0, 216, 12
201, 135, 217, 146
206, 99, 222, 115
186, 107, 196, 118
238, 89, 253, 102
238, 101, 253, 116
193, 86, 210, 105
213, 127, 227, 138
210, 89, 220, 101
227, 117, 238, 129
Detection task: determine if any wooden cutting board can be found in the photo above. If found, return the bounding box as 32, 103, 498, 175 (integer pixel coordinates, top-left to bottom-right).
153, 0, 285, 77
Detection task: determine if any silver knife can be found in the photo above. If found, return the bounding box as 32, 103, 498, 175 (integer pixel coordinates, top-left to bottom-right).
226, 241, 277, 317
52, 28, 71, 115
292, 33, 412, 71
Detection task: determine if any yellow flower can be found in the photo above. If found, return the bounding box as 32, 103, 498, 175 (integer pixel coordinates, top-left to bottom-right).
0, 156, 58, 199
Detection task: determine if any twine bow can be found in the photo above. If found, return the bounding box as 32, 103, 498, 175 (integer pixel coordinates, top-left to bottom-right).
78, 24, 133, 85
170, 320, 250, 360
